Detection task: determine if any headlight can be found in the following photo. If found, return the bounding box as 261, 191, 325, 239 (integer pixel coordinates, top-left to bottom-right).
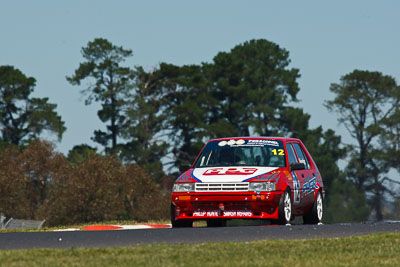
249, 182, 276, 192
172, 183, 195, 192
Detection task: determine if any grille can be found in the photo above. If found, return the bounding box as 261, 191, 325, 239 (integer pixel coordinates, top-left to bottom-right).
195, 183, 249, 192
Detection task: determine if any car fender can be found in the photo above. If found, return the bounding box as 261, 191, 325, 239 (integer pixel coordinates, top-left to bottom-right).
313, 184, 324, 201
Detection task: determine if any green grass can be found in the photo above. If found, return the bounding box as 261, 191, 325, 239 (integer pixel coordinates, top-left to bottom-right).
0, 233, 399, 266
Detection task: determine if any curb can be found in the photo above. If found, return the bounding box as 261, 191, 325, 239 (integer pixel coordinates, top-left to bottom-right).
53, 224, 172, 232
83, 224, 172, 231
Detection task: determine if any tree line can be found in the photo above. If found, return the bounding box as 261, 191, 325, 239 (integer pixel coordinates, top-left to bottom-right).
0, 38, 399, 225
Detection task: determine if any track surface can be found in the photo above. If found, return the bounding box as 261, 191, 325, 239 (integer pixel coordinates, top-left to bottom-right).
1, 221, 399, 250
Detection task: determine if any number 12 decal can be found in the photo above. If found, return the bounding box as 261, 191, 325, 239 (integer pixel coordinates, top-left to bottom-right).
272, 149, 285, 156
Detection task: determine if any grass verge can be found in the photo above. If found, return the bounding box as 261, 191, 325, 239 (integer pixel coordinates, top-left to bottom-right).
0, 219, 260, 233
0, 233, 399, 266
0, 219, 171, 233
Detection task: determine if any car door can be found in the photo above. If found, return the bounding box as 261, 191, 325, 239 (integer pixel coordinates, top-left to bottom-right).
292, 142, 316, 211
285, 143, 307, 213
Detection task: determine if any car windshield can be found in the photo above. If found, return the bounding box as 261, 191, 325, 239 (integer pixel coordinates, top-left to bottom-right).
194, 139, 286, 168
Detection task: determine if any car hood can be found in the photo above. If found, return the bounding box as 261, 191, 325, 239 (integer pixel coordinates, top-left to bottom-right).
192, 166, 279, 183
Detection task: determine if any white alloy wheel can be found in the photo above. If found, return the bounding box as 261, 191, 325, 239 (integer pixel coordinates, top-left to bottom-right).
316, 193, 323, 221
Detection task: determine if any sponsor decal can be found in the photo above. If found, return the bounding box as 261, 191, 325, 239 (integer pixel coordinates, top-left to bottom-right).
193, 211, 206, 216
236, 139, 245, 145
176, 170, 201, 182
194, 166, 279, 183
223, 211, 237, 217
193, 211, 218, 217
248, 171, 280, 182
292, 172, 301, 204
302, 176, 317, 198
218, 139, 245, 147
227, 140, 236, 146
218, 139, 279, 147
203, 167, 258, 176
247, 139, 279, 147
176, 173, 193, 182
218, 141, 227, 146
235, 211, 252, 217
193, 210, 252, 217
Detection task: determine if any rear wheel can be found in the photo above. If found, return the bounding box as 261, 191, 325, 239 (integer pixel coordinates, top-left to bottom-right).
303, 191, 323, 224
276, 190, 292, 225
206, 219, 227, 227
171, 204, 193, 228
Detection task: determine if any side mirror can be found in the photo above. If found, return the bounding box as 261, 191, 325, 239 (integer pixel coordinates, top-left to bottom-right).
179, 165, 191, 173
290, 162, 305, 171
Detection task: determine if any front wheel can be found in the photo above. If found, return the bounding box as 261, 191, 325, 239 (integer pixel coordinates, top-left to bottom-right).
171, 204, 193, 228
303, 191, 323, 224
276, 190, 292, 225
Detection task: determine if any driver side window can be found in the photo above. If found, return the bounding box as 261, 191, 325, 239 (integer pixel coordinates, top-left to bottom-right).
285, 143, 298, 165
292, 143, 310, 169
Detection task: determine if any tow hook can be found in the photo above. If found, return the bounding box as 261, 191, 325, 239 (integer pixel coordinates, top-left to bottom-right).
218, 203, 224, 216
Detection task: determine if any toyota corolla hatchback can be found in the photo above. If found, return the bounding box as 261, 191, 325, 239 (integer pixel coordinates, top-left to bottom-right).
171, 137, 324, 227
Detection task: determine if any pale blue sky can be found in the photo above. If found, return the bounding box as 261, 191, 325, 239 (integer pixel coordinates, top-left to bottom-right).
1, 0, 399, 155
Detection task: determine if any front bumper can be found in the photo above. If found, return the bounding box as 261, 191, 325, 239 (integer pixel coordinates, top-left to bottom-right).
171, 191, 284, 220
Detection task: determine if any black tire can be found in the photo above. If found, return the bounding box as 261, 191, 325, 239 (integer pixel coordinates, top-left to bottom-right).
171, 204, 193, 228
303, 191, 323, 224
276, 190, 292, 225
206, 219, 227, 227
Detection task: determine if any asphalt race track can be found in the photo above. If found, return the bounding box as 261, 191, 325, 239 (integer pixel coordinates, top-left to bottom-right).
1, 221, 399, 250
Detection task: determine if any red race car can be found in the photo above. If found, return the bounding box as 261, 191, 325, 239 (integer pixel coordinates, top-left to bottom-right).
171, 137, 324, 227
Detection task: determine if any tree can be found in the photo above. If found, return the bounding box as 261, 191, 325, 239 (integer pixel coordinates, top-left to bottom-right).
121, 66, 170, 182
67, 38, 134, 154
162, 39, 302, 169
326, 70, 400, 220
0, 139, 170, 225
299, 127, 370, 223
162, 63, 219, 168
210, 39, 300, 136
41, 154, 169, 226
380, 95, 400, 173
378, 94, 400, 211
67, 144, 97, 164
0, 66, 66, 146
0, 140, 67, 219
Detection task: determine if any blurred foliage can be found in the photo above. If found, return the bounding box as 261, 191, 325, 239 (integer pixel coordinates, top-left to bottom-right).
0, 140, 169, 226
324, 178, 370, 223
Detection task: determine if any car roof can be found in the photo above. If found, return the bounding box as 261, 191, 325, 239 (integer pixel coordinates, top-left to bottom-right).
208, 137, 301, 143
